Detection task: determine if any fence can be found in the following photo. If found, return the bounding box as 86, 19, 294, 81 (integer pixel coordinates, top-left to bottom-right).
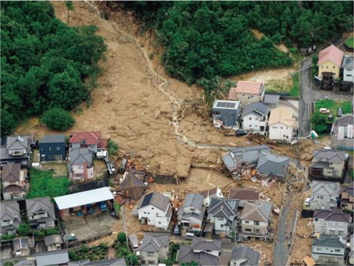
301, 209, 314, 218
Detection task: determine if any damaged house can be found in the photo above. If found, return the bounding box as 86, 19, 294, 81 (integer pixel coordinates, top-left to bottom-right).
256, 151, 290, 181
200, 187, 223, 207
118, 170, 147, 200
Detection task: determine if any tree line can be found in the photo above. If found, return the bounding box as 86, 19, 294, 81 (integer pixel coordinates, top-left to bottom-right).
1, 1, 107, 135
121, 1, 353, 87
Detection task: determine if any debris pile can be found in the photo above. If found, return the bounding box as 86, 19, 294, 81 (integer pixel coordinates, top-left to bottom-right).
298, 139, 314, 161
246, 133, 277, 146
286, 163, 306, 191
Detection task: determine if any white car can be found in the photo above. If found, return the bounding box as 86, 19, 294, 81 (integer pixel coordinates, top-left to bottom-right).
319, 108, 330, 114
304, 198, 311, 206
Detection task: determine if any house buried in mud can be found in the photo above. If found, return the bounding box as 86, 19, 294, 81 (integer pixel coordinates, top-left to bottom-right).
117, 170, 147, 200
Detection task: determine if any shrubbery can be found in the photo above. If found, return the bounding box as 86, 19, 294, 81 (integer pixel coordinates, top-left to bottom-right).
40, 108, 75, 131
69, 244, 108, 261
107, 139, 119, 156
17, 223, 30, 236
310, 112, 327, 134
1, 1, 106, 134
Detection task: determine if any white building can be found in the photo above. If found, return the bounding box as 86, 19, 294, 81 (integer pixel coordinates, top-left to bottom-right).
268, 106, 295, 143
342, 56, 354, 82
242, 102, 268, 134
309, 181, 340, 210
207, 198, 238, 235
138, 192, 172, 230
200, 187, 223, 207
313, 209, 352, 237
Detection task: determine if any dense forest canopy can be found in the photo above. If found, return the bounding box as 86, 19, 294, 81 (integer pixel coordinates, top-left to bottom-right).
122, 1, 353, 85
1, 1, 107, 135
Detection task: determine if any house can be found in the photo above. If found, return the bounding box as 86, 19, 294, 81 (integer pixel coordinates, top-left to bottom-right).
229, 188, 260, 208
228, 81, 265, 105
229, 245, 260, 266
0, 201, 21, 236
176, 238, 221, 266
222, 152, 238, 174
212, 100, 240, 128
340, 184, 354, 210
2, 163, 26, 200
256, 151, 290, 181
313, 209, 352, 237
139, 233, 169, 266
199, 187, 223, 207
242, 102, 268, 134
309, 181, 340, 210
118, 170, 147, 200
36, 250, 70, 266
0, 135, 32, 167
69, 132, 107, 153
68, 147, 94, 181
138, 192, 172, 230
13, 237, 30, 257
330, 114, 354, 150
229, 145, 270, 165
207, 198, 239, 235
26, 197, 56, 229
312, 234, 346, 266
240, 201, 272, 240
39, 135, 66, 162
268, 106, 295, 143
318, 45, 344, 79
309, 149, 348, 182
177, 194, 205, 234
44, 234, 63, 251
342, 55, 354, 83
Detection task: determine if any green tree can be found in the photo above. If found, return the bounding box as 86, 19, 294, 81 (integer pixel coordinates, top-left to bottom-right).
107, 139, 119, 156
310, 112, 327, 134
17, 222, 30, 236
40, 108, 75, 131
3, 262, 14, 266
80, 244, 89, 253
117, 232, 126, 243
126, 253, 138, 265
1, 109, 17, 135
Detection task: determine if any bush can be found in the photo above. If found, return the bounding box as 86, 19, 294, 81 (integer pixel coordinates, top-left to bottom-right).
126, 253, 138, 265
310, 112, 327, 134
17, 223, 30, 236
80, 244, 89, 253
40, 108, 75, 131
107, 139, 119, 156
3, 262, 14, 266
117, 232, 126, 244
1, 233, 16, 241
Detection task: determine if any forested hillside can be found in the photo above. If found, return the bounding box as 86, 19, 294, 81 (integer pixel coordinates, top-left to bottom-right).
122, 1, 353, 85
1, 2, 106, 135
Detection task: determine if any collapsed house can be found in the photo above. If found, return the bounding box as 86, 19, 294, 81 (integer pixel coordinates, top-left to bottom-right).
117, 170, 147, 200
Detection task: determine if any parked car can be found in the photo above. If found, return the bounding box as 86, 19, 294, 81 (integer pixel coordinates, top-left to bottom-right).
304, 198, 311, 206
319, 108, 330, 114
235, 130, 247, 137
173, 224, 181, 236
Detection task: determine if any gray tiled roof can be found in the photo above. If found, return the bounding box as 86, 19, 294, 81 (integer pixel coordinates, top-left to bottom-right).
14, 260, 35, 266
312, 234, 346, 249
333, 114, 354, 127
312, 149, 347, 163
230, 245, 260, 266
241, 201, 272, 223
138, 192, 170, 212
229, 145, 270, 164
222, 152, 238, 172
44, 234, 63, 246
69, 147, 93, 167
2, 163, 21, 182
242, 102, 268, 117
191, 238, 221, 251
83, 258, 126, 266
26, 197, 55, 222
342, 56, 354, 69
263, 94, 280, 104
229, 188, 259, 201
256, 152, 289, 178
314, 209, 351, 223
7, 135, 29, 150
140, 233, 169, 252
183, 194, 203, 210
39, 135, 65, 144
36, 250, 69, 266
208, 198, 238, 219
311, 180, 340, 196
176, 245, 219, 266
0, 201, 21, 233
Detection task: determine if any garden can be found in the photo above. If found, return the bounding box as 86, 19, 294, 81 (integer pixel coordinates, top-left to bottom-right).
27, 168, 70, 199
314, 99, 352, 117
69, 244, 109, 261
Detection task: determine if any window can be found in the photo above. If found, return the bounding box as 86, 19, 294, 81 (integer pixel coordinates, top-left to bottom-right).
333, 66, 335, 69
249, 117, 252, 120
254, 229, 260, 233
220, 224, 224, 227
158, 222, 161, 224
249, 125, 252, 127
321, 66, 324, 68
144, 212, 146, 214
147, 252, 154, 257
49, 147, 53, 151
56, 147, 61, 151
254, 221, 260, 226
314, 218, 318, 222
151, 207, 154, 210
245, 228, 252, 232
281, 127, 283, 129
245, 221, 250, 224
255, 117, 259, 120
334, 249, 340, 252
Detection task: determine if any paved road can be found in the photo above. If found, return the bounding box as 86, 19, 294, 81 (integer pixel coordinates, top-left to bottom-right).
299, 57, 312, 137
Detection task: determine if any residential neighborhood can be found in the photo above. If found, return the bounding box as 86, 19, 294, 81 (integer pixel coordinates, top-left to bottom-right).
1, 1, 353, 266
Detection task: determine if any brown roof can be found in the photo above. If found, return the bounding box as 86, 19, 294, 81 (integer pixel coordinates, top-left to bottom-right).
268, 106, 295, 127
69, 132, 107, 148
318, 45, 344, 68
4, 185, 23, 193
200, 187, 218, 199
229, 188, 259, 201
314, 209, 351, 223
228, 81, 263, 100
118, 170, 147, 200
2, 164, 21, 182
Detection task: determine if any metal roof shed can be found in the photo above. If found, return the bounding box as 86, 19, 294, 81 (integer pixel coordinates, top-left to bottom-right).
54, 187, 114, 210
36, 250, 69, 266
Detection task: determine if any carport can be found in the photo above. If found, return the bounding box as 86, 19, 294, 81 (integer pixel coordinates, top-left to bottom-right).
54, 187, 114, 218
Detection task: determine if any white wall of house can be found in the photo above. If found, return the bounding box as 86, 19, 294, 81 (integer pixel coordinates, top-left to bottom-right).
138, 205, 171, 230
242, 113, 267, 134
241, 220, 268, 236
141, 248, 168, 266
313, 219, 349, 237
230, 258, 248, 266
310, 193, 337, 210
208, 215, 232, 234
4, 192, 24, 201
269, 122, 293, 142
203, 189, 223, 207
181, 216, 203, 232
343, 68, 354, 82
193, 249, 219, 257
